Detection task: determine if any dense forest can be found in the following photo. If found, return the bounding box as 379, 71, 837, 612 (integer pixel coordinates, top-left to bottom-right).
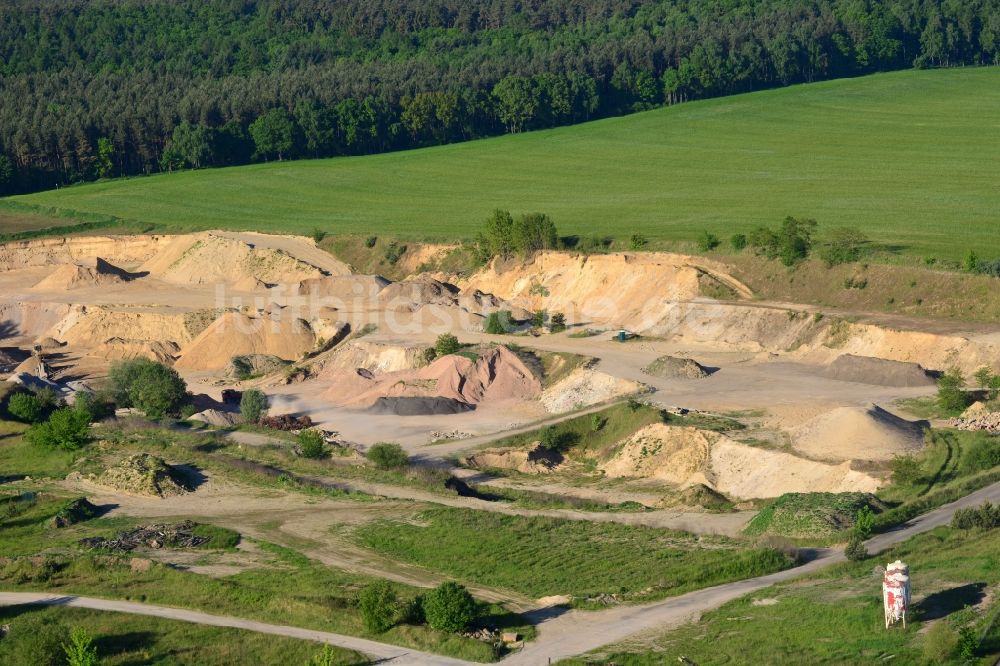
1, 0, 999, 194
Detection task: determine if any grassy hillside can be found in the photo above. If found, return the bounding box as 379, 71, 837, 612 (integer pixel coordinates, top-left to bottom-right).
7, 68, 1000, 261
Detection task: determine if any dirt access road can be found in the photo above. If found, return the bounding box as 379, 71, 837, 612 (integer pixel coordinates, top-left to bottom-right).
0, 592, 467, 666
8, 478, 998, 665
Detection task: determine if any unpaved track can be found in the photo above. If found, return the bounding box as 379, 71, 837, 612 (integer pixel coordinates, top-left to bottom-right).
11, 479, 999, 665
0, 592, 466, 666
504, 476, 1000, 664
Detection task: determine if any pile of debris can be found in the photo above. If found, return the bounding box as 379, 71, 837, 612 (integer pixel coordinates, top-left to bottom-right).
80, 520, 208, 552
50, 498, 100, 528
258, 413, 313, 431
430, 430, 473, 441
97, 453, 189, 497
945, 411, 1000, 433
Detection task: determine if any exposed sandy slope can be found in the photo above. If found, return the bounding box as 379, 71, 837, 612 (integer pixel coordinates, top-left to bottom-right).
0, 235, 174, 271
600, 424, 880, 499
322, 345, 540, 409
459, 251, 747, 330
790, 404, 927, 462
175, 312, 317, 370
51, 306, 194, 348
138, 232, 336, 285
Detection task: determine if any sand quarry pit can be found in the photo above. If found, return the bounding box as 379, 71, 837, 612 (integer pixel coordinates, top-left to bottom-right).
0, 229, 986, 473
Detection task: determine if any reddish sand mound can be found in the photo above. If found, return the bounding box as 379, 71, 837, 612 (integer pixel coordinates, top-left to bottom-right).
323, 345, 541, 409
31, 258, 134, 291
175, 312, 317, 370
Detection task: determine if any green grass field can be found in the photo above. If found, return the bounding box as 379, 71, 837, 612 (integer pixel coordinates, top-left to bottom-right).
6, 68, 1000, 260
355, 506, 792, 605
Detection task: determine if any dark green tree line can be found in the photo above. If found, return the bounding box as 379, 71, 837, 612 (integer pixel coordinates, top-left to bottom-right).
2, 0, 1000, 194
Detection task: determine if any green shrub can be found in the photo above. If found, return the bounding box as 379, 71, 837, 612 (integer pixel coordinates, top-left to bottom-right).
108, 358, 188, 418
549, 312, 566, 333
530, 310, 546, 328
7, 392, 44, 423
629, 233, 648, 250
484, 310, 515, 334
818, 227, 868, 266
306, 645, 340, 666
844, 534, 868, 561
25, 408, 90, 450
697, 231, 720, 251
240, 389, 268, 424
749, 217, 816, 266
367, 442, 408, 470
951, 501, 1000, 529
936, 366, 970, 414
434, 333, 461, 356
383, 241, 407, 264
358, 580, 398, 634
311, 228, 326, 243
420, 347, 437, 366
63, 627, 98, 666
298, 430, 326, 459
73, 391, 113, 422
365, 235, 377, 248
590, 414, 606, 431
730, 233, 747, 250
423, 582, 476, 633
958, 626, 979, 659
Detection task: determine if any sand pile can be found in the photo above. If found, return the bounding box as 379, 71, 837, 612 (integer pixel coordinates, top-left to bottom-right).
139, 233, 329, 285
323, 345, 541, 411
293, 275, 390, 301
176, 312, 317, 371
377, 278, 458, 311
541, 368, 643, 413
188, 409, 241, 427
790, 404, 926, 462
462, 443, 563, 474
820, 354, 934, 387
316, 340, 425, 376
642, 356, 710, 379
89, 338, 180, 364
35, 337, 65, 350
97, 454, 189, 497
599, 424, 880, 499
961, 402, 990, 418
31, 258, 135, 291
